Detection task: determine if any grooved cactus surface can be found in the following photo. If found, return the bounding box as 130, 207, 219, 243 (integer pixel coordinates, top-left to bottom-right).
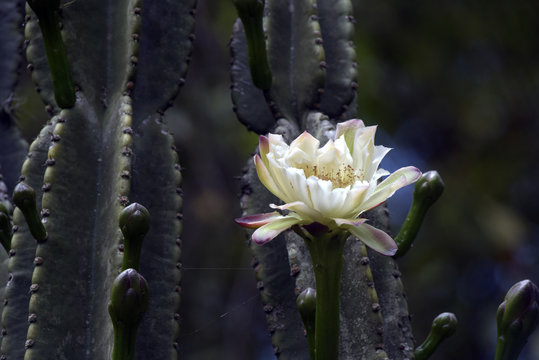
0, 0, 196, 358
233, 0, 415, 358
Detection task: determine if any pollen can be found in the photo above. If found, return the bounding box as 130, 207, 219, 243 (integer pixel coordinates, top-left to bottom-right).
300, 164, 362, 188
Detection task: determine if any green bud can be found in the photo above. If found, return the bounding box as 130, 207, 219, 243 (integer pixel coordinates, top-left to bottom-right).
0, 204, 12, 252
495, 280, 539, 360
297, 287, 316, 360
233, 0, 272, 90
108, 269, 149, 327
413, 170, 445, 206
414, 312, 457, 360
119, 203, 150, 271
12, 182, 47, 242
119, 203, 150, 241
394, 170, 444, 258
109, 269, 149, 360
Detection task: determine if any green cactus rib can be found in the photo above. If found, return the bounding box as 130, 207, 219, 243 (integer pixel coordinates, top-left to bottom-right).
0, 0, 24, 106
230, 19, 276, 134
0, 124, 54, 360
25, 0, 142, 112
316, 0, 358, 119
24, 95, 131, 359
241, 161, 309, 360
128, 114, 183, 360
265, 0, 326, 124
132, 0, 197, 118
365, 207, 415, 359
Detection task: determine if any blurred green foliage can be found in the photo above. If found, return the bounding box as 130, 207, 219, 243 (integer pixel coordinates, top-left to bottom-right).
11, 0, 539, 359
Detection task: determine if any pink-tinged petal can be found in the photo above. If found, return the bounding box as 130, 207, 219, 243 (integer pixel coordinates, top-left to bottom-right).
344, 223, 397, 256
259, 135, 270, 161
235, 212, 283, 229
270, 201, 323, 222
252, 216, 303, 244
360, 166, 422, 212
335, 119, 365, 141
254, 154, 287, 201
333, 217, 368, 227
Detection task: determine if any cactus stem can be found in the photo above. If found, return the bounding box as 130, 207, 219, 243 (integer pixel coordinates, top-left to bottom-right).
27, 0, 76, 108
299, 226, 347, 360
233, 0, 272, 90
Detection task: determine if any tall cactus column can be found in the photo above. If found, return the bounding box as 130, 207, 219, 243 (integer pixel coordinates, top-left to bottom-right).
0, 0, 196, 358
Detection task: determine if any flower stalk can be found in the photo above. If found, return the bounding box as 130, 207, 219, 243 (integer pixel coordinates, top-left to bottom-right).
298, 226, 347, 360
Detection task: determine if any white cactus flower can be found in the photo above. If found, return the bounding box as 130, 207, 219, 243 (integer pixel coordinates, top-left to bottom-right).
236, 119, 421, 255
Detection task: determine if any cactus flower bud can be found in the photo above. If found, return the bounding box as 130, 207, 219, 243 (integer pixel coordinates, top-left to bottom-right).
495, 280, 539, 360
119, 203, 150, 271
413, 170, 445, 206
109, 269, 150, 326
297, 287, 316, 360
394, 170, 444, 258
12, 182, 47, 242
108, 269, 149, 360
0, 203, 12, 252
414, 312, 457, 360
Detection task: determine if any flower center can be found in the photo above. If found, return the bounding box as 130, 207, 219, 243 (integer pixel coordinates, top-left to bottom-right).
300, 164, 361, 188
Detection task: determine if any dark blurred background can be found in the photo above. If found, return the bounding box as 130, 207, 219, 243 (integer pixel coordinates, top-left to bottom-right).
13, 0, 539, 359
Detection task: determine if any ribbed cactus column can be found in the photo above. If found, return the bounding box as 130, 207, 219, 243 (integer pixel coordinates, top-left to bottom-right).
0, 0, 196, 358
233, 0, 416, 359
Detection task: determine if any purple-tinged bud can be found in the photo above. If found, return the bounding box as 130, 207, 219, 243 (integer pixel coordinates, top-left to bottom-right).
108, 269, 149, 326
495, 280, 539, 360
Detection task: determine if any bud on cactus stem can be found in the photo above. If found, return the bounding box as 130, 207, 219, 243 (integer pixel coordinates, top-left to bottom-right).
395, 171, 444, 258
12, 182, 47, 242
414, 312, 457, 360
109, 269, 150, 360
119, 203, 150, 271
26, 0, 76, 108
495, 280, 539, 360
297, 287, 316, 360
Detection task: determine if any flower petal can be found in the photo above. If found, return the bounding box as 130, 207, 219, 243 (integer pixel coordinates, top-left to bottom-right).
254, 155, 290, 202
335, 119, 366, 151
286, 132, 320, 167
252, 216, 303, 244
259, 135, 270, 165
344, 223, 397, 256
270, 201, 322, 222
360, 166, 422, 212
235, 212, 283, 229
333, 217, 368, 227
